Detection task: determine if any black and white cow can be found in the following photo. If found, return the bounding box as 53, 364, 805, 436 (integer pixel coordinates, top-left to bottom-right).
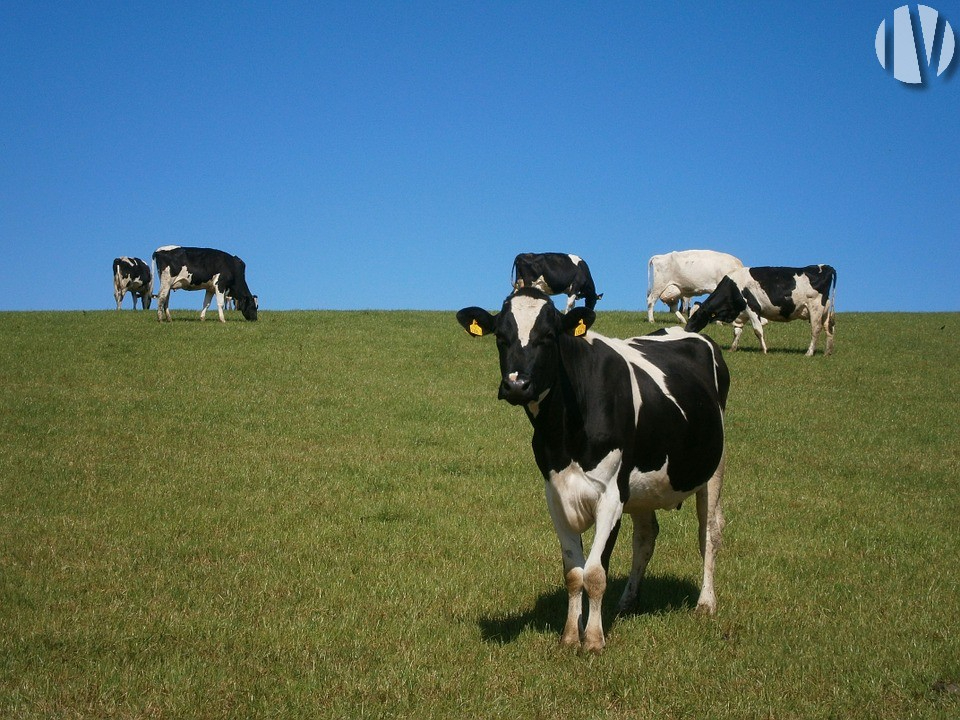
512, 253, 603, 312
112, 256, 152, 310
152, 245, 258, 322
457, 288, 729, 653
685, 265, 836, 356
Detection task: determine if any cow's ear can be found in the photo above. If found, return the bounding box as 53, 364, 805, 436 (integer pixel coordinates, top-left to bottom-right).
456, 307, 497, 338
562, 308, 595, 338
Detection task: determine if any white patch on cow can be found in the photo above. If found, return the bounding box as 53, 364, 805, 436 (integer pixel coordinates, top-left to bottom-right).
624, 459, 700, 512
526, 275, 555, 296
545, 450, 622, 535
567, 254, 583, 266
156, 244, 180, 252
593, 335, 687, 422
509, 294, 548, 348
526, 388, 551, 417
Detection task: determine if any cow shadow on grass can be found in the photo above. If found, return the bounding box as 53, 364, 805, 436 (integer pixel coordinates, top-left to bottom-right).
478, 574, 699, 645
727, 346, 813, 356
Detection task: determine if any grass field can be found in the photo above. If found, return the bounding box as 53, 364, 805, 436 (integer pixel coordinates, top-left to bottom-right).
1, 308, 958, 719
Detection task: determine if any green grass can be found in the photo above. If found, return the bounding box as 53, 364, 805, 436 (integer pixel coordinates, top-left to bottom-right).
1, 309, 958, 718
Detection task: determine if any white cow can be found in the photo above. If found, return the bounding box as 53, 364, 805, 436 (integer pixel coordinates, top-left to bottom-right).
647, 250, 744, 323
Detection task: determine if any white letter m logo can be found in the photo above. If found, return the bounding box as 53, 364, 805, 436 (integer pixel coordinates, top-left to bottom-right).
876, 4, 956, 84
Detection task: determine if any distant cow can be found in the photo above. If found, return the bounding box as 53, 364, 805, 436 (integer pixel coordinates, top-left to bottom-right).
647, 250, 744, 323
113, 257, 152, 310
223, 290, 258, 312
457, 288, 728, 653
512, 253, 602, 312
152, 245, 258, 322
685, 265, 836, 356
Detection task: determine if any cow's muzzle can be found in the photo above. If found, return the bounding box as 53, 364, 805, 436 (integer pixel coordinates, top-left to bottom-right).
499, 374, 534, 405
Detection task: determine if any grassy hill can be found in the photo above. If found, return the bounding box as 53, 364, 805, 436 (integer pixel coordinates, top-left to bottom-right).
2, 309, 958, 718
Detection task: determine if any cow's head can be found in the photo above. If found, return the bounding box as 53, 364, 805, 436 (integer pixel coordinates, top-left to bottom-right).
457, 289, 595, 406
236, 293, 258, 321
685, 276, 745, 333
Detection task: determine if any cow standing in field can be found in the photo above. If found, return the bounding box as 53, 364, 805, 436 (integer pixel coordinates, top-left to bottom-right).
457, 288, 729, 653
646, 250, 744, 323
113, 257, 152, 310
512, 252, 603, 312
152, 245, 258, 322
685, 265, 836, 356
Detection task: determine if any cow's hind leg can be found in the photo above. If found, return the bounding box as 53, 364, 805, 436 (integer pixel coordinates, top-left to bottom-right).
806, 304, 824, 356
695, 455, 724, 615
824, 300, 836, 356
616, 509, 659, 614
156, 283, 171, 322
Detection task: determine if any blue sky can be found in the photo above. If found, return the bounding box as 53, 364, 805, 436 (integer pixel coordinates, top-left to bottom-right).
2, 1, 958, 312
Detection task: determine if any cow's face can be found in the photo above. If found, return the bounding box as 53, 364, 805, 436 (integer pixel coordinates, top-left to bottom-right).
685, 277, 745, 333
457, 290, 594, 406
236, 294, 258, 321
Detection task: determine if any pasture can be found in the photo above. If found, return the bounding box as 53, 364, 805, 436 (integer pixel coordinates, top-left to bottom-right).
1, 309, 958, 718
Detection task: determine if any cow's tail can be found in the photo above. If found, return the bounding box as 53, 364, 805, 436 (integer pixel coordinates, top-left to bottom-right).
826, 266, 837, 329
150, 254, 157, 298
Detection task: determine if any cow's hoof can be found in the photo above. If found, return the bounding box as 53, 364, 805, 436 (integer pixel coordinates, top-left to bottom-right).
694, 600, 717, 617
581, 637, 605, 654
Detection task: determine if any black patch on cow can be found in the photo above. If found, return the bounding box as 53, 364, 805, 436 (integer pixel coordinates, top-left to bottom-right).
747, 267, 798, 319
626, 335, 728, 494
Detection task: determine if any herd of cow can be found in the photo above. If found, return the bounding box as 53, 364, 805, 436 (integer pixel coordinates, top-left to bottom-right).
112, 246, 258, 322
457, 249, 836, 653
114, 244, 835, 653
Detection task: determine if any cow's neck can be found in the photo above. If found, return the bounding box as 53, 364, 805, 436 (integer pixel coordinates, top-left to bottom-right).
526, 335, 593, 475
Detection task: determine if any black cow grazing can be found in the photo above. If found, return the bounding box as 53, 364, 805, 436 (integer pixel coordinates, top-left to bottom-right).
152, 245, 258, 322
457, 288, 729, 653
512, 252, 603, 312
685, 265, 836, 356
112, 256, 152, 310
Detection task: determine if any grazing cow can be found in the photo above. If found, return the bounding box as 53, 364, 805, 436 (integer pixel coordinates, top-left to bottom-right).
152, 245, 258, 322
512, 252, 603, 312
647, 250, 744, 323
457, 288, 729, 653
112, 256, 152, 310
685, 265, 836, 356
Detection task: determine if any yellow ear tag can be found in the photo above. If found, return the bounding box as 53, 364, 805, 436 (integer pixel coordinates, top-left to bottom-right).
469, 319, 484, 336
574, 319, 587, 337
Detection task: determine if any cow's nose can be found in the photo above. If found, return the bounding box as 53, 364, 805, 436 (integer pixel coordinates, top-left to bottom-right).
499, 374, 532, 404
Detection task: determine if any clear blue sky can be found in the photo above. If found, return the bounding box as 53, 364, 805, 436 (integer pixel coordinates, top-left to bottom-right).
2, 1, 958, 312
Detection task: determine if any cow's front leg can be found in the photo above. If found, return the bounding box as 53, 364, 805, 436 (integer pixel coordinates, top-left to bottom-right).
200, 290, 214, 321
581, 489, 623, 653
214, 289, 226, 323
545, 486, 586, 648
563, 294, 577, 314
744, 311, 767, 354
730, 319, 743, 351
